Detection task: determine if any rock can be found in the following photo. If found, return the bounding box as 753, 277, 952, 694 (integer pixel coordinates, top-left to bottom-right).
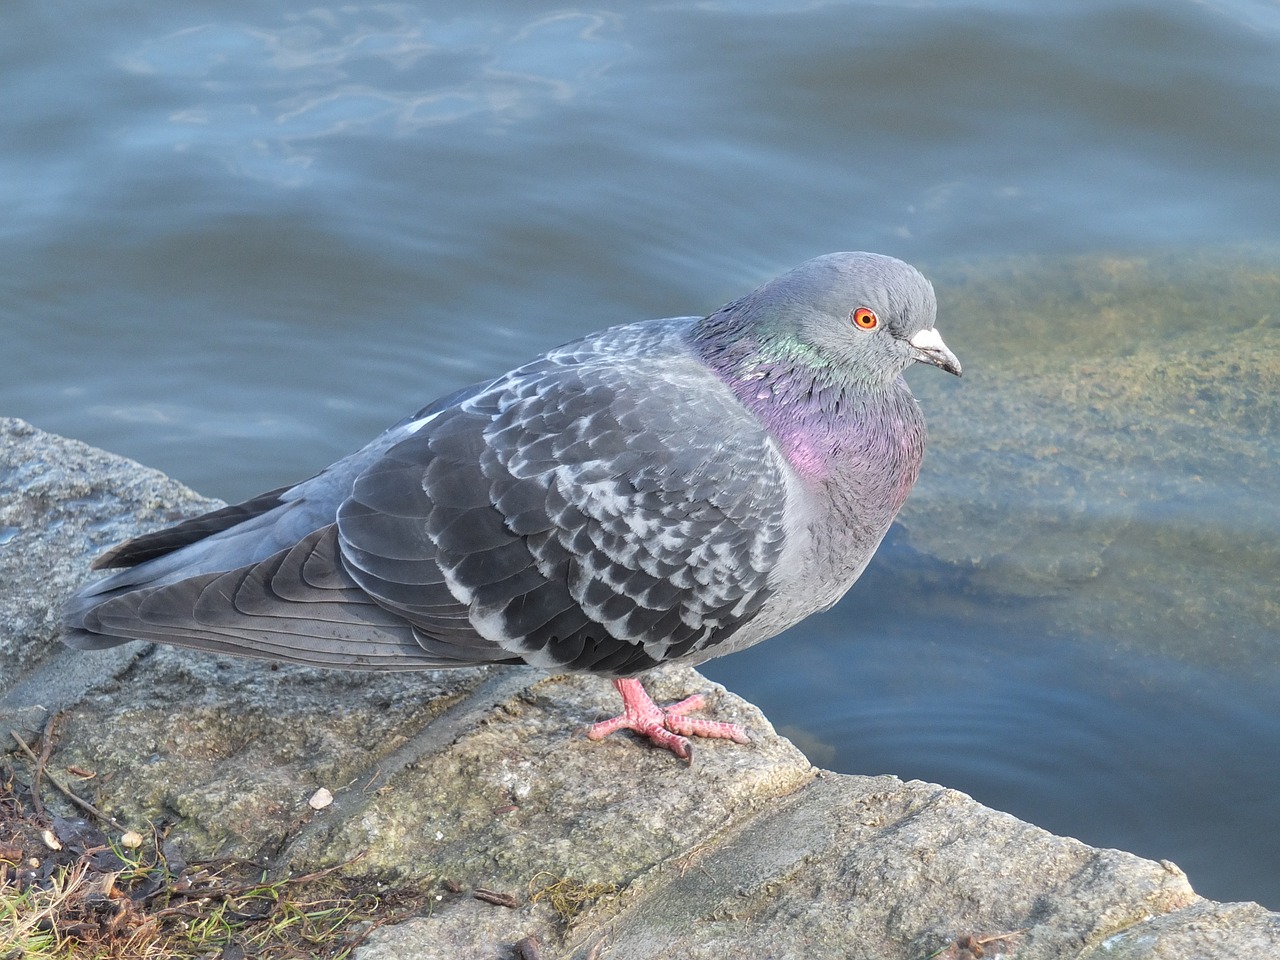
0, 416, 220, 725
308, 787, 335, 810
899, 252, 1280, 670
119, 829, 144, 849
1, 416, 1277, 958
1080, 900, 1280, 959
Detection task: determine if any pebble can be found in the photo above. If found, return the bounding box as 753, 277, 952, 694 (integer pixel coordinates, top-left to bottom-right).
308, 787, 334, 810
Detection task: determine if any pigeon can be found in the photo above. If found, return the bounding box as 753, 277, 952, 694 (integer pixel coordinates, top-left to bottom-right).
63, 252, 960, 759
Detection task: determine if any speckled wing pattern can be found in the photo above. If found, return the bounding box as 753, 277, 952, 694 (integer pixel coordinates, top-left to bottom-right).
338, 320, 789, 676
72, 320, 791, 677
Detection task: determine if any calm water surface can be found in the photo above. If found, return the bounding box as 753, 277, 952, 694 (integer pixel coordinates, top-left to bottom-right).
4, 0, 1279, 907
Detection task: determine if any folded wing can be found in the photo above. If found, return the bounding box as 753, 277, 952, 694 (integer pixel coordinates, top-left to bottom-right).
65, 320, 792, 677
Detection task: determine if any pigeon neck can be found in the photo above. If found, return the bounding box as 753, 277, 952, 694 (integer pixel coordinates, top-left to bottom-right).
689, 321, 925, 499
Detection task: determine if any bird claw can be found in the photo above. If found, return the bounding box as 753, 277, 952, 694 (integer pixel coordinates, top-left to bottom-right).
586, 677, 750, 759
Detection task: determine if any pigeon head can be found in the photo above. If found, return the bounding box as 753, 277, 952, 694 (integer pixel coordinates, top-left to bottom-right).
694, 252, 961, 389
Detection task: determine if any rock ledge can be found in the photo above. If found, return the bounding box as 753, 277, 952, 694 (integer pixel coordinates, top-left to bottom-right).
2, 417, 1276, 959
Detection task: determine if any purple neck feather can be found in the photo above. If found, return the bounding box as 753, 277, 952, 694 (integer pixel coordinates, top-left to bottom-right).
690, 324, 926, 515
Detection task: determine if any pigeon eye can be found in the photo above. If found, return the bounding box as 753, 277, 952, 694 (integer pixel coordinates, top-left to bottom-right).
851, 307, 879, 330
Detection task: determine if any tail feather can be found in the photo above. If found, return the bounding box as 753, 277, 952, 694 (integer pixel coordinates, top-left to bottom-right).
91, 484, 295, 569
64, 525, 516, 671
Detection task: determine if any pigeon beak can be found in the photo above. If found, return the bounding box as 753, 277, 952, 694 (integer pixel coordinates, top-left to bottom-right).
908, 327, 962, 377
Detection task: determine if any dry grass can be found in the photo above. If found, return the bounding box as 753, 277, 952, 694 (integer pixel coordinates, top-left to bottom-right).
2, 732, 430, 959
528, 872, 618, 928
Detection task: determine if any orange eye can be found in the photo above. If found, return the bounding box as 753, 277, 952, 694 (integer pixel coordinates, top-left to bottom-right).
852, 307, 879, 330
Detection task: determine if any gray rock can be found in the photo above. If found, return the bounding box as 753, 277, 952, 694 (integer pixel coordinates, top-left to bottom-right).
1080, 900, 1280, 959
2, 416, 1277, 959
0, 417, 220, 727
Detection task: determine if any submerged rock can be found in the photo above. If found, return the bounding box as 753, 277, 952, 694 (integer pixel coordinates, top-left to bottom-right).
900, 252, 1280, 668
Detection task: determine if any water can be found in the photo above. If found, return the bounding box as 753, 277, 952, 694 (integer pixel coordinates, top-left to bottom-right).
4, 0, 1279, 907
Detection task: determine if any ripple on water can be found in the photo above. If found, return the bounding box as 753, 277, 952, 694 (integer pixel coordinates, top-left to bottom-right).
112, 9, 628, 185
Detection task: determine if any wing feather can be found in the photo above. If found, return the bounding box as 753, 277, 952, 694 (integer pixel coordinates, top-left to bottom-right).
66, 318, 793, 679
335, 320, 790, 675
77, 527, 479, 669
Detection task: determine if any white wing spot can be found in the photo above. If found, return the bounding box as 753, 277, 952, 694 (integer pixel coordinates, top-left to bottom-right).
403, 409, 444, 434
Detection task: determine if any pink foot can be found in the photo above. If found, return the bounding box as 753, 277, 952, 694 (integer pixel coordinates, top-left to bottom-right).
586, 677, 750, 760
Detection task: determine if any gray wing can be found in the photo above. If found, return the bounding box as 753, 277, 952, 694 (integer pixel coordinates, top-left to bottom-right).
66, 320, 792, 677
338, 324, 791, 675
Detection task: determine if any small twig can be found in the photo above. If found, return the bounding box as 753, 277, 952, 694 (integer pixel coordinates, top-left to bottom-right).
29, 713, 59, 820
275, 854, 366, 886
341, 911, 396, 954
924, 928, 1029, 960
162, 852, 367, 903
473, 887, 520, 908
976, 928, 1028, 947
149, 855, 373, 911
9, 729, 117, 825
514, 934, 542, 960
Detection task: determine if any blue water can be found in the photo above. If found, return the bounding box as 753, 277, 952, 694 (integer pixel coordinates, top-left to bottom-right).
3, 0, 1279, 907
